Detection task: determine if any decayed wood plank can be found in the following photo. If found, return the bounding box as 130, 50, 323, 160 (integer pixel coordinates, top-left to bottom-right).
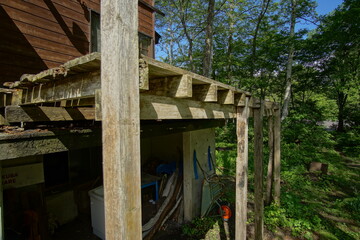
253, 101, 264, 240
139, 58, 149, 90
14, 52, 101, 86
265, 114, 274, 206
147, 75, 192, 98
218, 89, 234, 105
140, 94, 236, 120
21, 71, 100, 104
5, 106, 95, 122
101, 0, 142, 239
273, 108, 281, 204
235, 97, 249, 240
192, 84, 217, 102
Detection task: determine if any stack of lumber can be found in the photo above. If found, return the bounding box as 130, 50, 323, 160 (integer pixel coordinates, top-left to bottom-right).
142, 171, 183, 239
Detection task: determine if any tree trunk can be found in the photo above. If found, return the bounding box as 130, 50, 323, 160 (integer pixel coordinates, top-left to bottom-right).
203, 0, 215, 78
250, 0, 271, 77
227, 0, 235, 85
336, 88, 348, 132
178, 0, 194, 71
281, 0, 296, 121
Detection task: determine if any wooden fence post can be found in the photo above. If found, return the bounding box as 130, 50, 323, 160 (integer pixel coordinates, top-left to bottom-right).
235, 97, 249, 240
274, 108, 281, 204
253, 101, 264, 240
101, 0, 142, 239
265, 113, 274, 206
0, 163, 3, 240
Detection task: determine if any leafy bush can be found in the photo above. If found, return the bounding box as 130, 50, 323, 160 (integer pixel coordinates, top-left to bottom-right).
182, 217, 217, 239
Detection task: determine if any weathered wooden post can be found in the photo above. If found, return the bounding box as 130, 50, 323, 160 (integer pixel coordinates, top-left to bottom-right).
0, 163, 3, 240
265, 112, 274, 206
274, 108, 281, 204
253, 101, 264, 240
101, 0, 142, 239
235, 97, 249, 240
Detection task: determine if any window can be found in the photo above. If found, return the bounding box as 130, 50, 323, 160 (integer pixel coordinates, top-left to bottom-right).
139, 32, 152, 57
91, 11, 101, 52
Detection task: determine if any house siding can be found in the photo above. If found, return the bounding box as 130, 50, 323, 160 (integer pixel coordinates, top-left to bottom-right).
0, 0, 155, 84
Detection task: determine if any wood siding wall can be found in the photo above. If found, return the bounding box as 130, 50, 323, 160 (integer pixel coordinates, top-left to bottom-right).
0, 0, 155, 85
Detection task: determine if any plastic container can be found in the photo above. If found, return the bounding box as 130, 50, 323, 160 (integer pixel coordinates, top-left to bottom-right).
89, 186, 105, 240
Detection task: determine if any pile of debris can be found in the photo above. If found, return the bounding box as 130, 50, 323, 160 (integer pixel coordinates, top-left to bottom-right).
142, 171, 183, 240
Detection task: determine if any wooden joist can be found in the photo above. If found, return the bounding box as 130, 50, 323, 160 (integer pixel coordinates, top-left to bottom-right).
140, 94, 236, 120
5, 106, 95, 123
218, 89, 234, 105
148, 75, 192, 98
143, 55, 251, 97
234, 93, 246, 106
192, 84, 218, 102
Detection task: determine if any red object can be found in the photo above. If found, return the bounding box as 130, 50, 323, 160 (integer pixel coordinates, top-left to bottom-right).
220, 205, 232, 221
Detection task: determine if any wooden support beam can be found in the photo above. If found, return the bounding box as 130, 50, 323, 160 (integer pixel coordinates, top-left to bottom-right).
265, 114, 274, 206
235, 97, 249, 240
0, 162, 3, 239
0, 128, 102, 160
11, 89, 23, 106
0, 93, 7, 107
273, 108, 281, 204
148, 75, 192, 98
234, 93, 246, 106
0, 108, 8, 126
5, 106, 95, 123
95, 89, 102, 121
95, 93, 236, 120
20, 71, 100, 104
101, 0, 142, 239
140, 94, 236, 120
139, 58, 149, 91
192, 84, 218, 102
253, 101, 264, 240
218, 89, 234, 105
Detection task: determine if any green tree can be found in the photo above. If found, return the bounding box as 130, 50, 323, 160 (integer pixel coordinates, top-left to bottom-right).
309, 0, 360, 131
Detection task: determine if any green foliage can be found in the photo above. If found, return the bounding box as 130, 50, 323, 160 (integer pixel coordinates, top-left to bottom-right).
333, 129, 360, 158
182, 217, 218, 239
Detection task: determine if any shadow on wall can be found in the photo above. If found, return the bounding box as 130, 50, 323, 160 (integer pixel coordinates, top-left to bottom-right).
43, 0, 89, 54
0, 6, 47, 85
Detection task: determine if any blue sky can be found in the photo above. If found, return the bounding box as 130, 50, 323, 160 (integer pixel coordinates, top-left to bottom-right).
316, 0, 343, 15
298, 0, 344, 30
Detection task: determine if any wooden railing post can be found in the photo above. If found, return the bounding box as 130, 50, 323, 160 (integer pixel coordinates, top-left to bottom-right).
235, 97, 249, 240
273, 108, 281, 204
101, 0, 142, 239
253, 101, 264, 240
265, 113, 274, 206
